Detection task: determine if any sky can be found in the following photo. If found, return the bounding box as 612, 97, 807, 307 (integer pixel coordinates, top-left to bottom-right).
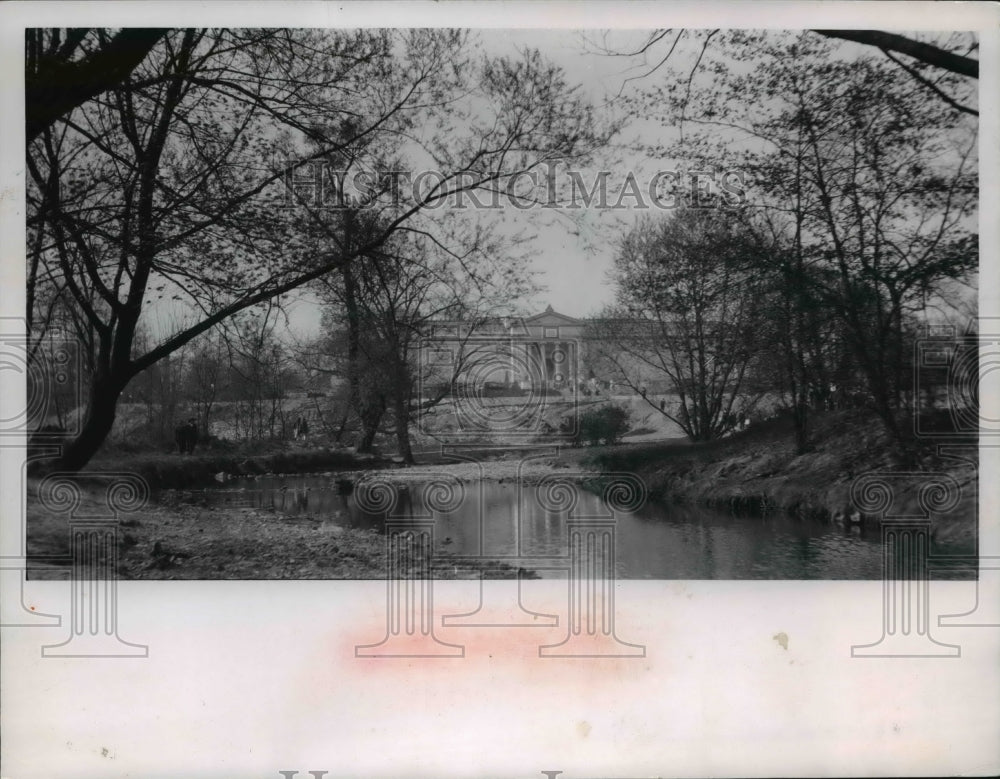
132, 27, 979, 341
276, 29, 651, 338
135, 28, 639, 341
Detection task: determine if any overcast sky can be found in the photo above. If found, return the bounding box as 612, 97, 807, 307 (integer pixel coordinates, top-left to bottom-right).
135, 27, 978, 340
271, 29, 651, 339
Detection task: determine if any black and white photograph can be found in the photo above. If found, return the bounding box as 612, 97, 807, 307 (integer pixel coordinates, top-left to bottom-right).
2, 2, 999, 778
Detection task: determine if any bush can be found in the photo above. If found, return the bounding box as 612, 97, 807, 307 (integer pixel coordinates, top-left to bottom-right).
577, 404, 631, 446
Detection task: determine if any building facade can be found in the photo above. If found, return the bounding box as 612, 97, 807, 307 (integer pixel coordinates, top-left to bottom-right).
421, 305, 666, 396
422, 305, 587, 394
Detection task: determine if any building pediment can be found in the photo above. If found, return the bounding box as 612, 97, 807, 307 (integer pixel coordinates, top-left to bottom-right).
523, 305, 582, 327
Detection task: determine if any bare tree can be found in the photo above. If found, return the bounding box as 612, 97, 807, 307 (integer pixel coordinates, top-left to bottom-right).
219, 301, 299, 442
25, 28, 168, 143
622, 31, 977, 448
586, 28, 978, 115
185, 331, 226, 438
591, 209, 769, 442
310, 219, 537, 461
27, 28, 604, 470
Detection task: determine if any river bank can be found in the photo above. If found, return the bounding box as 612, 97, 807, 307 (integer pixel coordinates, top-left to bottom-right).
62, 442, 580, 490
62, 445, 385, 489
26, 477, 536, 580
584, 408, 977, 547
26, 408, 977, 578
26, 444, 577, 579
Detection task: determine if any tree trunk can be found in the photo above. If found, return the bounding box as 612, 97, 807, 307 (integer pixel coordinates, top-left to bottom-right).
334, 407, 349, 444
393, 393, 414, 464
355, 394, 385, 454
199, 397, 214, 439
52, 374, 126, 471
792, 399, 810, 453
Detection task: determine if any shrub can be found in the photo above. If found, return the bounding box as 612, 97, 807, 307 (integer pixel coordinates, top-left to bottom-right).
577, 404, 631, 446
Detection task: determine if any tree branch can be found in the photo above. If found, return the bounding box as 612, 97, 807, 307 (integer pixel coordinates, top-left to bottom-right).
813, 30, 978, 78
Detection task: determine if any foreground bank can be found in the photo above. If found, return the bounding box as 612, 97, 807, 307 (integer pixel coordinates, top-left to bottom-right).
25, 478, 535, 580
26, 408, 978, 577
585, 409, 977, 548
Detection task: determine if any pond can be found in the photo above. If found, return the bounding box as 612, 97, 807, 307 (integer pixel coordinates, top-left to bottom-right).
189, 473, 975, 580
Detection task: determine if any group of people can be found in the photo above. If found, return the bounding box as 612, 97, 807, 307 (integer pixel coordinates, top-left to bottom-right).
292, 415, 310, 441
174, 418, 199, 454
174, 413, 311, 453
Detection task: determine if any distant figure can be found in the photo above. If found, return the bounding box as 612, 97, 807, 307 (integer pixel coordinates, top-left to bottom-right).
175, 418, 199, 454
659, 398, 666, 412
292, 415, 309, 441
184, 418, 199, 453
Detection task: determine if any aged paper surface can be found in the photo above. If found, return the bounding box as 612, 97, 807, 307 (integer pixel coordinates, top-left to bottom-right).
2, 2, 998, 777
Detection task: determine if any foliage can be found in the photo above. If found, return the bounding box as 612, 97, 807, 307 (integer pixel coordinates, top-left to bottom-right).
589, 208, 770, 442
578, 404, 631, 446
26, 28, 605, 469
620, 30, 978, 447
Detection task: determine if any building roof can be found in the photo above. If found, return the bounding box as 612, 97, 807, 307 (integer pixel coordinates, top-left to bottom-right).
522, 304, 583, 326
428, 305, 584, 331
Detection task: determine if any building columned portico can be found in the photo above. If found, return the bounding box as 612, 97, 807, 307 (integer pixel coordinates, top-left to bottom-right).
425, 305, 589, 393
504, 306, 585, 390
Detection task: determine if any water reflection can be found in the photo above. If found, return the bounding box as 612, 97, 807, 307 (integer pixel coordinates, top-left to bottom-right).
193, 475, 974, 580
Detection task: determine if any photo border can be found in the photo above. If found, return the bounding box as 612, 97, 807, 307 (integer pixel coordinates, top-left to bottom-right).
2, 3, 998, 778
